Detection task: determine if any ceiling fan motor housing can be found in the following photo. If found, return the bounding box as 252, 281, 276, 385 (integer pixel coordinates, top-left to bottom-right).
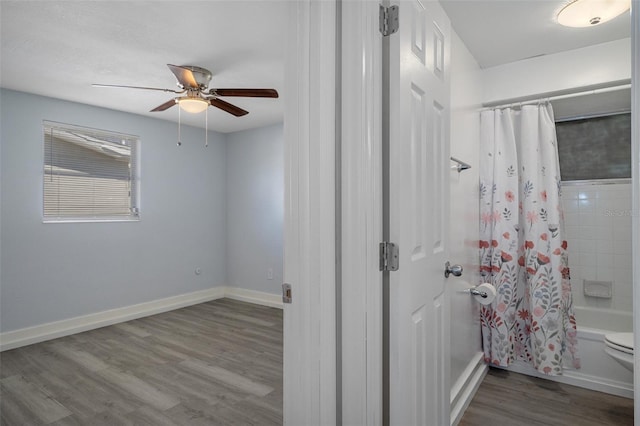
178, 65, 212, 89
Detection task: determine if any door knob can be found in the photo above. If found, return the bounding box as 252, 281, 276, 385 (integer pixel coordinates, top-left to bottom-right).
444, 261, 463, 278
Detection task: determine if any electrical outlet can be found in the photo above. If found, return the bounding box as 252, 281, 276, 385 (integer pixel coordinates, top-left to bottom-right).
267, 268, 274, 280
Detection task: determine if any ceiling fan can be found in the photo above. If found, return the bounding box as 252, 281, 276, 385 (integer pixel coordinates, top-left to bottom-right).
93, 64, 278, 116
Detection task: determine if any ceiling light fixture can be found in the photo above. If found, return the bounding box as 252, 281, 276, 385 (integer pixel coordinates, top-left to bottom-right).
557, 0, 630, 27
176, 98, 210, 148
178, 98, 209, 113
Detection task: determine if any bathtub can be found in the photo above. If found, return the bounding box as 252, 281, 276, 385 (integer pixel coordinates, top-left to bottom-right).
574, 306, 633, 332
502, 306, 633, 398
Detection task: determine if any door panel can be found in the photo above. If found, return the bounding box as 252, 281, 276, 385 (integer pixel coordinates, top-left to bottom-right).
409, 83, 427, 260
387, 1, 451, 425
432, 101, 445, 255
411, 305, 427, 425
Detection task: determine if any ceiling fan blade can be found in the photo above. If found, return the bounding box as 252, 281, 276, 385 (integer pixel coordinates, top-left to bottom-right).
167, 64, 199, 89
210, 88, 279, 98
92, 83, 183, 94
150, 99, 177, 112
209, 98, 249, 117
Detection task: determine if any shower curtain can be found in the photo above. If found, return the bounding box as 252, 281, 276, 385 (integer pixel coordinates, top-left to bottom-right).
479, 103, 580, 375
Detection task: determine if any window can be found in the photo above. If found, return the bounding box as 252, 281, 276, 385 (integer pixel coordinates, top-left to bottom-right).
43, 121, 139, 222
556, 113, 631, 181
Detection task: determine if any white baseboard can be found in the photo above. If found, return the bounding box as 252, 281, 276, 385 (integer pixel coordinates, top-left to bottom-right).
224, 286, 284, 309
0, 286, 286, 352
450, 352, 488, 426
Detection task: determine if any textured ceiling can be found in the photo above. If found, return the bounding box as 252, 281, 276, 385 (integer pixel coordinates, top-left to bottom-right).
0, 1, 632, 133
440, 0, 631, 69
0, 1, 287, 133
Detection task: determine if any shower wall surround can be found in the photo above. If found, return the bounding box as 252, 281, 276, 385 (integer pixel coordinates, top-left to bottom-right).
562, 182, 633, 312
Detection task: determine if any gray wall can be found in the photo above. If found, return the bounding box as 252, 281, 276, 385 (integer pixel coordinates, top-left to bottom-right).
226, 124, 284, 294
0, 89, 228, 332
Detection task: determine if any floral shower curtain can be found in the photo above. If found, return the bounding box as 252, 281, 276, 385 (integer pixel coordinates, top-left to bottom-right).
479, 103, 580, 375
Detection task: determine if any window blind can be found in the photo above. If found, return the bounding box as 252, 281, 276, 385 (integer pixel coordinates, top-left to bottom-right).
43, 121, 139, 220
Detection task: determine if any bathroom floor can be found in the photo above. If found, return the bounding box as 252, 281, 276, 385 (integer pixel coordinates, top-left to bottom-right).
460, 367, 633, 426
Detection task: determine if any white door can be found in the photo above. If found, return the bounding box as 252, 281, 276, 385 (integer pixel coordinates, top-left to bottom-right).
387, 1, 451, 425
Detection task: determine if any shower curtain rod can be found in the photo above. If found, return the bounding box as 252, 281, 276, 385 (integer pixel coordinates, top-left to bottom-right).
480, 81, 631, 111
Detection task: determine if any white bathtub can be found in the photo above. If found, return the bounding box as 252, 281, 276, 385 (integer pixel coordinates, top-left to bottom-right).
503, 306, 633, 398
574, 306, 633, 332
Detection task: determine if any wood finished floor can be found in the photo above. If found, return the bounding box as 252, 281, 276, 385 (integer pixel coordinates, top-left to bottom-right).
3, 301, 634, 426
459, 367, 634, 426
0, 298, 282, 426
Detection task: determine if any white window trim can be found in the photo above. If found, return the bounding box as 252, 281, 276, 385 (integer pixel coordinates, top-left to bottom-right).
42, 120, 141, 223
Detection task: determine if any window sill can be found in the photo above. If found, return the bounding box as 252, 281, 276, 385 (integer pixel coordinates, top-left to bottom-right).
561, 178, 632, 186
43, 217, 140, 224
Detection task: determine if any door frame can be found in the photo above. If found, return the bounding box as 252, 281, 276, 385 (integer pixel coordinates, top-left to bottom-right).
632, 0, 639, 421
340, 1, 384, 425
283, 1, 337, 424
284, 0, 385, 424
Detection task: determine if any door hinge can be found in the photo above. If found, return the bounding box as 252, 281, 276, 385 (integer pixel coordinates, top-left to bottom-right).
379, 4, 399, 37
379, 242, 399, 271
282, 283, 292, 304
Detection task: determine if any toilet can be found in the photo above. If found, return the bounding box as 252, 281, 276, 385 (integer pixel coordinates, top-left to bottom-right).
604, 332, 634, 372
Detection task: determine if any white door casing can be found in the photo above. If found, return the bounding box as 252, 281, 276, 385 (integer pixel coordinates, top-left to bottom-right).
283, 1, 337, 425
631, 0, 640, 422
340, 1, 384, 425
387, 1, 452, 425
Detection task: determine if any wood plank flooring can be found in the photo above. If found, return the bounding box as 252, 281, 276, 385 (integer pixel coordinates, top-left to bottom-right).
459, 367, 634, 426
0, 298, 283, 426
4, 300, 634, 425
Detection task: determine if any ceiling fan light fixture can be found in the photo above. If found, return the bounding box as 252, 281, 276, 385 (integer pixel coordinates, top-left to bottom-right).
557, 0, 630, 27
178, 98, 209, 113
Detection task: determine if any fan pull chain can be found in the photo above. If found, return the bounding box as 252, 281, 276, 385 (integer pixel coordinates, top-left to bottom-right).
205, 108, 208, 147
177, 104, 182, 146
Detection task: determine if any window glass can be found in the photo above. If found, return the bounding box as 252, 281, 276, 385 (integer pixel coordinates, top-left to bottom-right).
43, 121, 140, 221
556, 113, 631, 181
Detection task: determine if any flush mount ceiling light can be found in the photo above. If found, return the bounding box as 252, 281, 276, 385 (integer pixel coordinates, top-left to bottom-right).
178, 97, 209, 113
557, 0, 630, 27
